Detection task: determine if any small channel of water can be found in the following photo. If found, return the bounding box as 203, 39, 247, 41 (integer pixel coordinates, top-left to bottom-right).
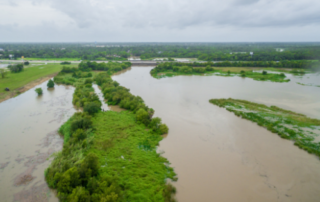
112, 67, 320, 202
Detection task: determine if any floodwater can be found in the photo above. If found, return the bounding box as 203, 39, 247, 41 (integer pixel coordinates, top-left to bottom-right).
0, 81, 125, 202
112, 67, 320, 202
0, 83, 77, 202
0, 64, 8, 69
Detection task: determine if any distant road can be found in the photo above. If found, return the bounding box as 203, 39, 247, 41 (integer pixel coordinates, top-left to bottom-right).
0, 60, 207, 66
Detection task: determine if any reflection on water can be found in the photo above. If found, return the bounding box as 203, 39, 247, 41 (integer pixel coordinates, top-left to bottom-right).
112, 67, 320, 202
0, 83, 77, 202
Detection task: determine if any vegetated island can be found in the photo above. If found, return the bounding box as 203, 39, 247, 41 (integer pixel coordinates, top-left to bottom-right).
46, 61, 177, 202
150, 62, 310, 82
209, 98, 320, 157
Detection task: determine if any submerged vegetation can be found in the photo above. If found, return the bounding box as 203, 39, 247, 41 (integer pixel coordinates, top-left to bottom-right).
46, 63, 176, 201
296, 82, 320, 87
151, 62, 291, 82
209, 98, 320, 157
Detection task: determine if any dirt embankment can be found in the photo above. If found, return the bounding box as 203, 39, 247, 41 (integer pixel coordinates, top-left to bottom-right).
0, 73, 58, 104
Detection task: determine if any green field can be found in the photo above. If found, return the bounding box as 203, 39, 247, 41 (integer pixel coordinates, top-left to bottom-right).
25, 58, 81, 61
210, 98, 320, 157
0, 64, 78, 100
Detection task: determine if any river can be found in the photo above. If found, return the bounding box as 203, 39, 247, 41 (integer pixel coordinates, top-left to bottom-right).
112, 67, 320, 202
0, 66, 319, 202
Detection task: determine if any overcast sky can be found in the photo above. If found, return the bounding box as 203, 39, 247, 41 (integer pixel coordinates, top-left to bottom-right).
1, 0, 320, 42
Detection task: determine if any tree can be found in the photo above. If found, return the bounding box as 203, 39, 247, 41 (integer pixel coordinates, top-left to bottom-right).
47, 79, 55, 88
35, 88, 43, 96
159, 124, 169, 134
8, 63, 24, 73
84, 102, 101, 115
136, 108, 150, 125
0, 69, 8, 79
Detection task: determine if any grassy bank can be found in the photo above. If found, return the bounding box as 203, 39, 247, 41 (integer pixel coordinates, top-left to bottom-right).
46, 66, 177, 201
209, 98, 320, 157
0, 64, 77, 101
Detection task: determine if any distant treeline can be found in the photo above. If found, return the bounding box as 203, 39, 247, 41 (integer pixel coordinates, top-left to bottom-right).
1, 43, 320, 61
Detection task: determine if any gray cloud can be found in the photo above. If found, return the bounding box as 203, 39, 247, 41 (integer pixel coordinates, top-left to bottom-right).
0, 0, 320, 41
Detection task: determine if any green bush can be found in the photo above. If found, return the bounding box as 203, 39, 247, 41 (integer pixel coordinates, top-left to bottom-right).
159, 124, 169, 134
84, 102, 101, 115
47, 79, 55, 88
35, 88, 43, 95
136, 108, 151, 125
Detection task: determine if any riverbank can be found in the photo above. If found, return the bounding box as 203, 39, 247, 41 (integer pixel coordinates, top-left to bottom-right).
210, 98, 320, 157
0, 64, 77, 103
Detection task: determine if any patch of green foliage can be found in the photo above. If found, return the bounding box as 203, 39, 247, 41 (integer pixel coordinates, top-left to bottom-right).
151, 62, 291, 82
7, 63, 24, 73
35, 88, 43, 95
61, 61, 72, 65
209, 98, 320, 157
47, 79, 54, 88
94, 73, 169, 134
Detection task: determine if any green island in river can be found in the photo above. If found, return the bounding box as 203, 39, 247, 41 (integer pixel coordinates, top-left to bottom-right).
149, 62, 305, 82
45, 61, 177, 202
209, 98, 320, 157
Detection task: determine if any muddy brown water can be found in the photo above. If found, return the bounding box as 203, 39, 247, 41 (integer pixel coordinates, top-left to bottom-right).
112, 67, 320, 202
0, 81, 122, 201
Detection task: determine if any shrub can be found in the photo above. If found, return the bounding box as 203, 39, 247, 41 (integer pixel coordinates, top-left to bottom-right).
84, 102, 101, 115
8, 63, 24, 73
84, 78, 93, 84
136, 108, 150, 125
262, 70, 267, 75
35, 88, 43, 95
149, 117, 162, 132
24, 61, 30, 65
0, 69, 8, 79
159, 124, 169, 134
206, 66, 214, 71
47, 79, 55, 88
70, 113, 92, 132
61, 61, 71, 65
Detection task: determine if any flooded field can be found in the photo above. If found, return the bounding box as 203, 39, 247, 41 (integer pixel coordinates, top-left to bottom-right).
0, 64, 8, 69
112, 67, 320, 202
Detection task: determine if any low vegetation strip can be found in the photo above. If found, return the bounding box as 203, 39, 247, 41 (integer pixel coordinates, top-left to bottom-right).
46, 63, 177, 201
209, 98, 320, 157
151, 62, 292, 82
